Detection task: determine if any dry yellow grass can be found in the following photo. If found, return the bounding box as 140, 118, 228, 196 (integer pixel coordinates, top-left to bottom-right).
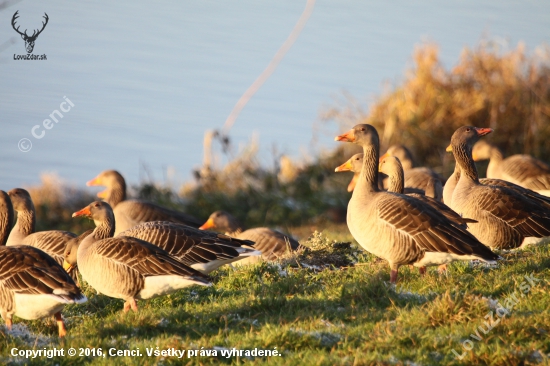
324, 42, 550, 176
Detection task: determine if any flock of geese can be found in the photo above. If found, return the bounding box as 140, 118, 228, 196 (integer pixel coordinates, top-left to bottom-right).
1, 124, 550, 339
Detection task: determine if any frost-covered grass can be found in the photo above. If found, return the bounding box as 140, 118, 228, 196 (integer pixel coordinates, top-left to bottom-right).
1, 229, 549, 365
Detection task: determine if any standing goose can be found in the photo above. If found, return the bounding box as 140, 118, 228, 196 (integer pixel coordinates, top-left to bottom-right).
334, 124, 498, 283
87, 170, 202, 235
71, 201, 211, 312
447, 127, 550, 249
199, 211, 302, 262
472, 140, 550, 192
0, 191, 13, 246
6, 189, 77, 270
65, 203, 260, 274
0, 230, 86, 337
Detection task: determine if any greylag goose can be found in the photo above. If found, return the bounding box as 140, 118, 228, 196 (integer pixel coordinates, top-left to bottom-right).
6, 189, 77, 270
199, 211, 302, 262
71, 201, 211, 312
0, 245, 86, 337
472, 140, 550, 193
334, 124, 498, 283
87, 170, 201, 235
446, 126, 550, 249
342, 154, 476, 229
67, 202, 259, 274
0, 191, 13, 246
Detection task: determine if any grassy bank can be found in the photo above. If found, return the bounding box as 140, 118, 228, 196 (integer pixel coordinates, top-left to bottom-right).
1, 230, 549, 365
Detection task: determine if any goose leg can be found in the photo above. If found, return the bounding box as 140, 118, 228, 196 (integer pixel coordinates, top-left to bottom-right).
418, 266, 427, 276
5, 318, 12, 331
389, 264, 399, 284
54, 312, 67, 337
123, 299, 138, 313
437, 264, 447, 274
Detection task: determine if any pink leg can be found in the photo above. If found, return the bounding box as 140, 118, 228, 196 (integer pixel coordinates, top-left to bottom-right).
390, 269, 399, 284
123, 299, 138, 313
5, 318, 12, 331
438, 264, 448, 274
54, 312, 67, 337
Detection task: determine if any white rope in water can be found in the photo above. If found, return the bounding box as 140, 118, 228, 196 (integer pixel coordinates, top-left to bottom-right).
221, 0, 317, 133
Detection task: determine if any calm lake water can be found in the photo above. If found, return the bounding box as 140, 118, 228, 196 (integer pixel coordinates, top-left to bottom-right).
1, 1, 549, 190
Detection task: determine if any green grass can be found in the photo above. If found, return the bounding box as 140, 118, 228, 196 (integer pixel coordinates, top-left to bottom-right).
1, 228, 549, 365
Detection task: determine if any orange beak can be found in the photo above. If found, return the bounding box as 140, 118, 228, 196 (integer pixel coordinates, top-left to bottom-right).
475, 127, 493, 136
379, 152, 391, 162
63, 260, 75, 273
335, 159, 353, 172
72, 206, 91, 218
445, 144, 452, 153
199, 218, 215, 230
347, 173, 358, 192
86, 176, 102, 187
335, 129, 356, 142
97, 189, 108, 199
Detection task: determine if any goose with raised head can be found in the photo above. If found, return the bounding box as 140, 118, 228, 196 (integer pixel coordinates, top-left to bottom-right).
472, 140, 550, 193
71, 201, 212, 312
67, 202, 260, 274
447, 126, 550, 249
86, 170, 202, 235
199, 211, 302, 262
0, 245, 86, 337
334, 124, 498, 283
6, 189, 78, 275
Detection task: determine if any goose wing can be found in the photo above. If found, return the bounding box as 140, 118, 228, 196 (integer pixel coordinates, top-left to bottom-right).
0, 246, 83, 301
119, 221, 255, 267
376, 194, 496, 258
91, 236, 211, 283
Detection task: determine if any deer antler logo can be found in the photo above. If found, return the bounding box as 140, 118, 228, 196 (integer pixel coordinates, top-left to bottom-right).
12, 11, 49, 54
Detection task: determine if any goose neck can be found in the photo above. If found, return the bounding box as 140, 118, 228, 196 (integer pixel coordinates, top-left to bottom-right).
453, 143, 480, 183
354, 145, 380, 195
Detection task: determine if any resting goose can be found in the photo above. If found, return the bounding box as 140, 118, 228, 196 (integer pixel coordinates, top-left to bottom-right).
87, 170, 202, 235
447, 126, 550, 249
71, 201, 211, 312
472, 140, 550, 192
199, 211, 302, 262
0, 242, 86, 336
334, 124, 498, 283
65, 205, 260, 274
6, 189, 78, 276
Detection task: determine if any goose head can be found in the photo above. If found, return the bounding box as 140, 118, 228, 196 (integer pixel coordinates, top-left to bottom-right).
335, 124, 379, 149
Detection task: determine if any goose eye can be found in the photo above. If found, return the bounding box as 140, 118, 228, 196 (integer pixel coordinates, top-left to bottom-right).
466, 128, 471, 132
360, 128, 365, 131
